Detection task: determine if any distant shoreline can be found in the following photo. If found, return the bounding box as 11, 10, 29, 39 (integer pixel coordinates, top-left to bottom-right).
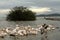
44, 17, 60, 21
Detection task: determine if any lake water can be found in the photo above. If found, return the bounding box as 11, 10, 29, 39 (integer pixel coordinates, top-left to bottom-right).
0, 17, 60, 40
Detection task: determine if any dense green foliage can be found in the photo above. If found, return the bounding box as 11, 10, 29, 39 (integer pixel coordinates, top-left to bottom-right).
6, 6, 36, 21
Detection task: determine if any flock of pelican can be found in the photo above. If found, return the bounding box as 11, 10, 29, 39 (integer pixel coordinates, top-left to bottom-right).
0, 24, 55, 38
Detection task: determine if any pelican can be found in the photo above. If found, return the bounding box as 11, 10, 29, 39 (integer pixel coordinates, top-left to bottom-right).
34, 28, 40, 32
38, 24, 55, 31
17, 30, 27, 36
0, 29, 8, 38
27, 27, 39, 35
37, 24, 56, 35
28, 30, 38, 35
5, 27, 12, 34
48, 25, 55, 30
38, 26, 43, 30
9, 25, 21, 36
5, 27, 18, 36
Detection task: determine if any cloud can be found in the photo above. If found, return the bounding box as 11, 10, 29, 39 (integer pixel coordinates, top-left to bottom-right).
29, 7, 52, 13
0, 7, 52, 14
0, 9, 10, 14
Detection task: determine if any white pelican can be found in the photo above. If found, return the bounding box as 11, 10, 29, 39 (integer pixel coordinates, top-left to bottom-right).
17, 30, 27, 36
0, 29, 8, 38
38, 26, 43, 30
38, 24, 55, 31
5, 27, 12, 34
48, 25, 55, 30
27, 27, 39, 35
34, 28, 40, 32
16, 24, 19, 27
37, 24, 55, 35
27, 30, 38, 35
5, 27, 18, 36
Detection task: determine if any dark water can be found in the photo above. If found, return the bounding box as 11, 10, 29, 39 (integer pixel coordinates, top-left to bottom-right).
0, 17, 60, 40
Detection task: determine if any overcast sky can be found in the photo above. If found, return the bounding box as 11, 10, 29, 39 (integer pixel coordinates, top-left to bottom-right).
0, 0, 60, 14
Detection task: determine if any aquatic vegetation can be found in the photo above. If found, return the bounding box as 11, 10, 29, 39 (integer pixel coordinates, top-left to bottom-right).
6, 6, 36, 21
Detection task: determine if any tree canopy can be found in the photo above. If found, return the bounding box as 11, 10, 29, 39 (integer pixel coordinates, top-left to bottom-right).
6, 6, 36, 21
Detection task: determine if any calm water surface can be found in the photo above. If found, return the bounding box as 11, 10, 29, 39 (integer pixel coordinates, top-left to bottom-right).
0, 17, 60, 40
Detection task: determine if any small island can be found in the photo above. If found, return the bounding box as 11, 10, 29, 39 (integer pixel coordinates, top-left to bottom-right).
6, 6, 36, 21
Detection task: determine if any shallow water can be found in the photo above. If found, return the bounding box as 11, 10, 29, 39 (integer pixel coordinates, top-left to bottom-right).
0, 17, 60, 40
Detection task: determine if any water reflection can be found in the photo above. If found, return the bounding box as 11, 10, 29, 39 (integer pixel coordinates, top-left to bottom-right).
1, 35, 37, 40
6, 34, 48, 40
41, 34, 48, 40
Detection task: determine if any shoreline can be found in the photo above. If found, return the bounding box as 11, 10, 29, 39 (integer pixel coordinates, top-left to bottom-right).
44, 17, 60, 21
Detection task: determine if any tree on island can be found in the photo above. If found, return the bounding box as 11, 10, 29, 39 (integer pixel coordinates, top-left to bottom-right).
6, 6, 36, 21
